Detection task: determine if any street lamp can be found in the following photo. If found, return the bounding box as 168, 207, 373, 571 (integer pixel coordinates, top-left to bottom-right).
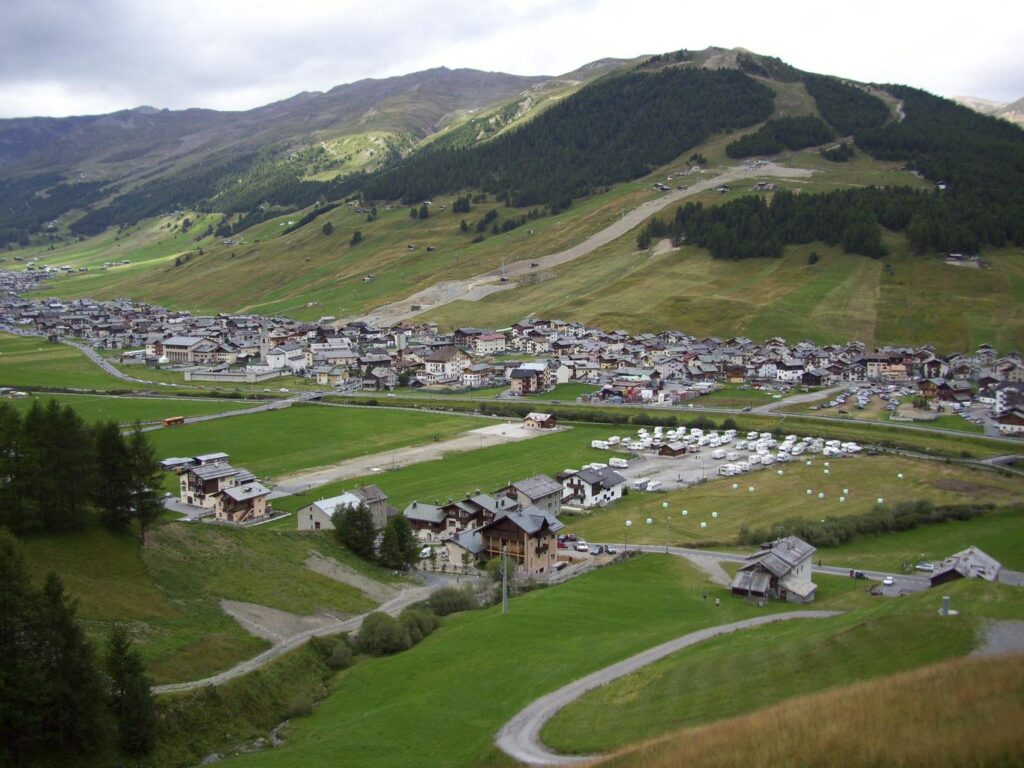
625, 519, 632, 552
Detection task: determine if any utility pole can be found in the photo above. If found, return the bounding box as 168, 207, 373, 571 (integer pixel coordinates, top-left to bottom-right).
501, 545, 509, 615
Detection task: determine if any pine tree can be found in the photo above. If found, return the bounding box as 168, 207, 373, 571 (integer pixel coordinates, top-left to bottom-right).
418, 203, 429, 220
37, 573, 105, 754
94, 421, 133, 533
334, 503, 376, 560
126, 425, 163, 546
0, 404, 28, 532
0, 529, 48, 763
378, 514, 418, 569
107, 625, 156, 757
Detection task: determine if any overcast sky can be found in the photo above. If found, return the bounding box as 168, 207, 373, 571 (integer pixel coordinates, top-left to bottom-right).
1, 0, 1021, 118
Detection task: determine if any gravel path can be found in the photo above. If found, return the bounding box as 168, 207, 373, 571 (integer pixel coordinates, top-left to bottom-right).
353, 162, 814, 327
495, 611, 843, 766
272, 423, 556, 495
152, 585, 435, 695
972, 620, 1024, 657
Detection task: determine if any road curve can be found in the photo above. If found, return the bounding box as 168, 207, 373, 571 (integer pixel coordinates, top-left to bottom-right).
495, 610, 843, 766
152, 585, 435, 695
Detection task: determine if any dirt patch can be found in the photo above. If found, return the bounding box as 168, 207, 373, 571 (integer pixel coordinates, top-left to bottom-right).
652, 238, 680, 257
972, 620, 1024, 657
305, 552, 398, 604
681, 554, 731, 587
220, 600, 345, 645
932, 478, 1008, 495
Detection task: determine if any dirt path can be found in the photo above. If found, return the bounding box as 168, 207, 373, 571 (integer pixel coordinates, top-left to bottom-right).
305, 552, 400, 604
494, 611, 843, 766
679, 554, 731, 587
272, 423, 558, 495
220, 600, 347, 644
352, 162, 814, 327
153, 585, 435, 695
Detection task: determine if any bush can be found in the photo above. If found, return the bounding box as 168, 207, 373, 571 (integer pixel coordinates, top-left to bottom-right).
399, 607, 439, 645
310, 633, 353, 670
427, 587, 478, 616
358, 612, 411, 656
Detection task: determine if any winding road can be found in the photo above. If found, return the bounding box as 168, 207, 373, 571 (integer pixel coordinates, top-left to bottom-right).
351, 161, 815, 327
495, 610, 844, 766
153, 584, 436, 695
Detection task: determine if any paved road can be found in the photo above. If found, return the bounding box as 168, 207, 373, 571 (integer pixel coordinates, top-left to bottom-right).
351, 162, 815, 327
495, 611, 843, 766
153, 584, 437, 695
612, 544, 932, 591
751, 384, 847, 414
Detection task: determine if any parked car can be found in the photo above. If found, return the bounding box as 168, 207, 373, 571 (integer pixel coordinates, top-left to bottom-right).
882, 576, 895, 586
605, 545, 618, 555
589, 545, 605, 556
574, 541, 589, 552
915, 562, 935, 572
557, 540, 568, 549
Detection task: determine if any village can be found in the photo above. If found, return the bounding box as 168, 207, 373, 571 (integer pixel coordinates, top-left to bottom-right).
2, 267, 1023, 435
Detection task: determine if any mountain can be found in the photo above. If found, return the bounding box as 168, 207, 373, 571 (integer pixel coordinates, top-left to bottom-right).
953, 94, 1024, 126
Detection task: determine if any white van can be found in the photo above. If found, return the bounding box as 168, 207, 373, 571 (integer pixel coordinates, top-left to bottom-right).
711, 448, 726, 460
609, 457, 629, 469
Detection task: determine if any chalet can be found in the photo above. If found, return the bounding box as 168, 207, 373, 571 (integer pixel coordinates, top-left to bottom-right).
501, 474, 563, 516
362, 366, 397, 390
179, 462, 271, 523
560, 466, 627, 509
442, 527, 486, 568
403, 501, 447, 540
296, 485, 396, 531
524, 412, 557, 430
930, 547, 1002, 586
477, 507, 564, 576
996, 407, 1024, 436
730, 536, 817, 603
658, 441, 688, 457
801, 368, 832, 387
461, 363, 495, 389
424, 347, 471, 380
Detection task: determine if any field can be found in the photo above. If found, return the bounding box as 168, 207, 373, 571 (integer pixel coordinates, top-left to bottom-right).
6, 392, 251, 423
783, 392, 986, 435
566, 455, 1024, 547
422, 236, 1024, 352
219, 555, 790, 768
0, 332, 150, 390
596, 650, 1024, 768
270, 422, 618, 513
821, 504, 1024, 571
146, 403, 492, 483
20, 524, 394, 683
543, 576, 1024, 755
692, 384, 777, 408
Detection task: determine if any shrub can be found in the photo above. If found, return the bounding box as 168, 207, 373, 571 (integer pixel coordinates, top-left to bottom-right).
427, 587, 478, 616
399, 607, 440, 639
358, 612, 411, 656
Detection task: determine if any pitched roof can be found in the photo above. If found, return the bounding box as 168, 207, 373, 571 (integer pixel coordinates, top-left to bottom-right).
511, 474, 562, 500
487, 505, 564, 536
223, 481, 270, 502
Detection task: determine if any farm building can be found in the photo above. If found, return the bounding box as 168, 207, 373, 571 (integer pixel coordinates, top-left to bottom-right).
297, 485, 397, 531
730, 536, 817, 603
929, 547, 1002, 586
524, 412, 557, 429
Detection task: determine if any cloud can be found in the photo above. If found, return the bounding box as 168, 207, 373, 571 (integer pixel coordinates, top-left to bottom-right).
0, 0, 1020, 118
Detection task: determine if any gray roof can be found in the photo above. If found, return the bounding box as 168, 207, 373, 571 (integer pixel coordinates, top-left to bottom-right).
445, 527, 485, 555
512, 474, 563, 500
749, 536, 816, 570
223, 482, 270, 502
190, 463, 241, 481
934, 547, 1002, 582
194, 452, 229, 464
488, 505, 564, 536
574, 466, 626, 489
730, 570, 771, 595
403, 501, 445, 524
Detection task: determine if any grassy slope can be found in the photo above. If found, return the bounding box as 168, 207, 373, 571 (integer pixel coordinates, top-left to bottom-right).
567, 455, 1024, 547
543, 575, 1023, 754
146, 403, 491, 482
595, 650, 1024, 768
20, 523, 390, 684
0, 332, 151, 390
6, 392, 252, 423
271, 422, 617, 512
220, 555, 791, 768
